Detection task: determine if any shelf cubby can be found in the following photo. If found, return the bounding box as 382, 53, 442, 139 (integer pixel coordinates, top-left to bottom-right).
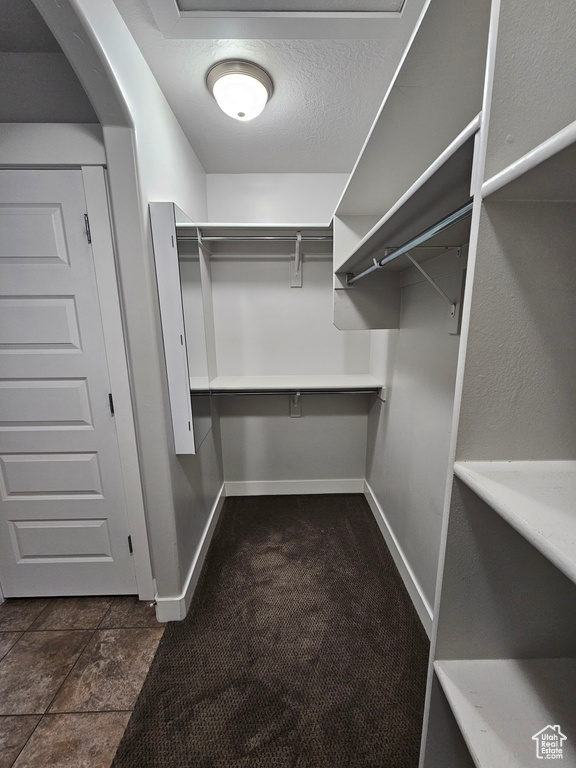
456, 199, 576, 461
454, 461, 576, 587
435, 658, 576, 768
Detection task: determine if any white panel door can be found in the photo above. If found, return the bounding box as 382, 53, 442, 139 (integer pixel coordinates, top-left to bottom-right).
0, 170, 136, 596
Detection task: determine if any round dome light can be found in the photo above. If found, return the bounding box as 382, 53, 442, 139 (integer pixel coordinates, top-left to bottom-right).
206, 60, 273, 122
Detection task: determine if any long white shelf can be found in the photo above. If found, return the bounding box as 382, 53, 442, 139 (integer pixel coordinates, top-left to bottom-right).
435, 658, 576, 768
197, 374, 384, 395
454, 461, 576, 585
335, 115, 479, 276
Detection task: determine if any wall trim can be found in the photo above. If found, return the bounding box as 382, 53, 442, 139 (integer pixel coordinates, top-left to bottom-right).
82, 166, 155, 600
364, 480, 433, 637
225, 479, 364, 496
155, 484, 226, 622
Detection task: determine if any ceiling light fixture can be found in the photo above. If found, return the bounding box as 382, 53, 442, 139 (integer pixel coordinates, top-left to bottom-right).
206, 60, 273, 122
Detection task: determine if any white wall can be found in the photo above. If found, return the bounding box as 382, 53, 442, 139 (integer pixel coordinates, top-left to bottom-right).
365, 253, 464, 611
0, 123, 105, 165
212, 256, 369, 376
35, 0, 223, 603
208, 253, 372, 485
206, 173, 348, 223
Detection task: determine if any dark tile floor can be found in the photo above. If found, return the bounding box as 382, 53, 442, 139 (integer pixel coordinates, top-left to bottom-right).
0, 596, 164, 768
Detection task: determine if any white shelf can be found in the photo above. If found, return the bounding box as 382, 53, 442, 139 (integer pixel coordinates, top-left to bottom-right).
189, 376, 210, 392
335, 0, 490, 218
178, 222, 332, 230
435, 658, 576, 768
482, 120, 576, 201
206, 374, 384, 394
454, 461, 576, 586
336, 116, 479, 276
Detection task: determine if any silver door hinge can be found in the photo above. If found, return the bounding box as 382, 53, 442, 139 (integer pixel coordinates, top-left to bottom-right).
84, 214, 92, 244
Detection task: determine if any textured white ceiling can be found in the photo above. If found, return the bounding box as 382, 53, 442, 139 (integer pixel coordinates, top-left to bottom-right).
113, 0, 427, 173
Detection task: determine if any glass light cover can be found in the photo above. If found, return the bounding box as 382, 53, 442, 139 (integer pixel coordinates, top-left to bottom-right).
212, 73, 269, 121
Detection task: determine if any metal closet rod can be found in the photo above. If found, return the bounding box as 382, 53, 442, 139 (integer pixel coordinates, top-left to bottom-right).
346, 201, 473, 286
178, 234, 333, 243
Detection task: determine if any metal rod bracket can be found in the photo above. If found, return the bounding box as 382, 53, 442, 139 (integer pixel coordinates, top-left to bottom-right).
290, 391, 302, 417
290, 231, 303, 288
404, 251, 456, 317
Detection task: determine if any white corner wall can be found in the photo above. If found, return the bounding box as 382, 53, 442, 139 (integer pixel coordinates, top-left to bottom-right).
206, 173, 348, 223
35, 0, 223, 608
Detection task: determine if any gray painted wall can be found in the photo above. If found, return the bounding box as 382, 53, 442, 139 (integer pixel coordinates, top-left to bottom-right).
365, 253, 464, 608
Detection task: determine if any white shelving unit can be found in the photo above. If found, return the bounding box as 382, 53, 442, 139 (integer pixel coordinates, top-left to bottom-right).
331, 0, 491, 332
209, 374, 384, 395
335, 115, 479, 277
454, 462, 576, 586
435, 659, 576, 767
420, 0, 576, 765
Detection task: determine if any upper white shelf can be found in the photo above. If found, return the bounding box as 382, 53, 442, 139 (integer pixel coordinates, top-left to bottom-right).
435, 658, 576, 768
335, 116, 479, 276
334, 0, 490, 218
454, 461, 576, 586
482, 120, 576, 201
201, 374, 384, 395
179, 222, 332, 229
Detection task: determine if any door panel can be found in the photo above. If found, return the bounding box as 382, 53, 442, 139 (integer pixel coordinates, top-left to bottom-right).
0, 169, 136, 596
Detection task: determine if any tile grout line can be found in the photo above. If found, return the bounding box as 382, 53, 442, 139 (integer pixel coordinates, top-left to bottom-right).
1, 597, 159, 767
5, 609, 99, 768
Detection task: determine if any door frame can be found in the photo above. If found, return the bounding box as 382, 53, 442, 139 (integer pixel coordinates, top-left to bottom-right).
0, 166, 154, 602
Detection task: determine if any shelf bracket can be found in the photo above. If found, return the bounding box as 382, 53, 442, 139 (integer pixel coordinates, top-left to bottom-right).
290, 231, 303, 288
404, 251, 456, 317
290, 391, 302, 417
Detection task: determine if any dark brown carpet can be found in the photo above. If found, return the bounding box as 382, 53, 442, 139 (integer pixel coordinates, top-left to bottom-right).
112, 494, 429, 768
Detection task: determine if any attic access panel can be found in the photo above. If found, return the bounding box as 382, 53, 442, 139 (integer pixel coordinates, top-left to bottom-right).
177, 1, 404, 12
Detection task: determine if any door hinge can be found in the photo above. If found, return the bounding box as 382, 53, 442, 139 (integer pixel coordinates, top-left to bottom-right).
84, 214, 92, 244
128, 535, 133, 554
108, 393, 115, 415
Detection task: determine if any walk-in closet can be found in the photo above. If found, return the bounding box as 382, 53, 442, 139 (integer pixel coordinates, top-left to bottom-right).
0, 0, 575, 764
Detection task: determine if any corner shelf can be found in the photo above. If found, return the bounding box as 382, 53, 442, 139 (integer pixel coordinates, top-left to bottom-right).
454, 461, 576, 586
435, 658, 576, 768
335, 115, 479, 276
203, 374, 385, 397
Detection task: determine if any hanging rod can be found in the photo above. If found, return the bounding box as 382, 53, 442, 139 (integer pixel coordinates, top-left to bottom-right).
345, 201, 473, 286
209, 388, 380, 396
178, 235, 332, 243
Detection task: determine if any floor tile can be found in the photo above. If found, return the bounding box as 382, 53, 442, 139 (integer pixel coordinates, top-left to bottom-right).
50, 628, 164, 713
30, 598, 113, 631
0, 600, 50, 633
0, 633, 22, 664
0, 631, 92, 715
99, 596, 161, 629
0, 716, 40, 768
12, 712, 131, 768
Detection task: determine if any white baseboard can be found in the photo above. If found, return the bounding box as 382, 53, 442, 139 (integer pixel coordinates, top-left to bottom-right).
364, 480, 433, 637
155, 483, 226, 622
225, 479, 364, 496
